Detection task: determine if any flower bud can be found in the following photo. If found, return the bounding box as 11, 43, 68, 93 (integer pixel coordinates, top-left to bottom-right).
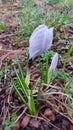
29, 24, 54, 60
50, 53, 58, 71
48, 53, 58, 84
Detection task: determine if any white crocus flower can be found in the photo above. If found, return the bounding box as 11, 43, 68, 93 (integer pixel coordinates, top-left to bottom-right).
26, 24, 54, 86
48, 53, 58, 84
29, 24, 54, 60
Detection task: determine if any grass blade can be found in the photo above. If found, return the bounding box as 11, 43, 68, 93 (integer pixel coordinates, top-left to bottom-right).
28, 90, 36, 115
36, 80, 42, 110
1, 69, 28, 107
45, 54, 49, 83
15, 55, 28, 88
64, 44, 73, 66
11, 80, 28, 106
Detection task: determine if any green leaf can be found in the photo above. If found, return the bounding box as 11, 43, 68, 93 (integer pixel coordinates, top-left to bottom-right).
68, 110, 73, 117
64, 44, 73, 66
50, 88, 57, 92
11, 112, 16, 122
36, 79, 42, 109
0, 20, 7, 30
4, 126, 11, 130
5, 120, 10, 125
28, 90, 36, 115
1, 55, 38, 116
1, 68, 27, 105
25, 73, 30, 86
11, 80, 28, 107
66, 98, 72, 108
43, 94, 48, 99
9, 122, 15, 127
48, 67, 53, 84
69, 62, 73, 68
15, 55, 25, 81
57, 70, 68, 82
14, 67, 28, 99
45, 53, 49, 83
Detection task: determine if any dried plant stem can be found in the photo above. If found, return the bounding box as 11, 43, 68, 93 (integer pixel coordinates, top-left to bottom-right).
15, 107, 27, 123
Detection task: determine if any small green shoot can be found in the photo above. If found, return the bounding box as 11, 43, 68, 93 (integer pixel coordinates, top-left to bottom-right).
0, 20, 7, 30
69, 62, 73, 68
4, 112, 16, 130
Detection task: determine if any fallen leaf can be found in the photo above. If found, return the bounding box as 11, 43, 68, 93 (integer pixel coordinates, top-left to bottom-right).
29, 118, 40, 128
21, 116, 30, 128
44, 108, 56, 122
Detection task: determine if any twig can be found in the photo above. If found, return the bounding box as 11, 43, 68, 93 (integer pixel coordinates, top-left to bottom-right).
0, 3, 20, 9
0, 33, 19, 39
46, 92, 73, 101
15, 107, 27, 123
7, 87, 13, 104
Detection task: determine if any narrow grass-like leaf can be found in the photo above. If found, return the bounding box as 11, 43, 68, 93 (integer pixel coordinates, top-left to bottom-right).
14, 67, 29, 99
15, 55, 28, 88
36, 80, 42, 109
16, 55, 24, 77
45, 54, 49, 83
1, 69, 28, 108
11, 80, 28, 106
64, 44, 73, 66
1, 65, 37, 115
28, 90, 36, 115
48, 67, 53, 84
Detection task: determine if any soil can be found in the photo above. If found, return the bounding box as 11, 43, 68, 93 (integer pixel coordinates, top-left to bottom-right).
0, 1, 73, 130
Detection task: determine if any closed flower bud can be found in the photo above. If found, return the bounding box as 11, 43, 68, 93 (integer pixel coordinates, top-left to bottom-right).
29, 24, 54, 60
48, 53, 58, 84
50, 53, 58, 71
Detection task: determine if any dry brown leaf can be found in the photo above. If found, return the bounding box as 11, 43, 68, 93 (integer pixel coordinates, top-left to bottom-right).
29, 118, 40, 128
44, 108, 56, 122
21, 116, 30, 128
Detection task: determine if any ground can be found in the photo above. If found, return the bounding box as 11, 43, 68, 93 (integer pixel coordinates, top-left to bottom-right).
0, 0, 73, 130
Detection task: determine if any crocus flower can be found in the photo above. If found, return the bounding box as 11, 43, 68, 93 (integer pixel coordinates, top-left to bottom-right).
29, 24, 54, 60
26, 24, 54, 85
48, 53, 58, 84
